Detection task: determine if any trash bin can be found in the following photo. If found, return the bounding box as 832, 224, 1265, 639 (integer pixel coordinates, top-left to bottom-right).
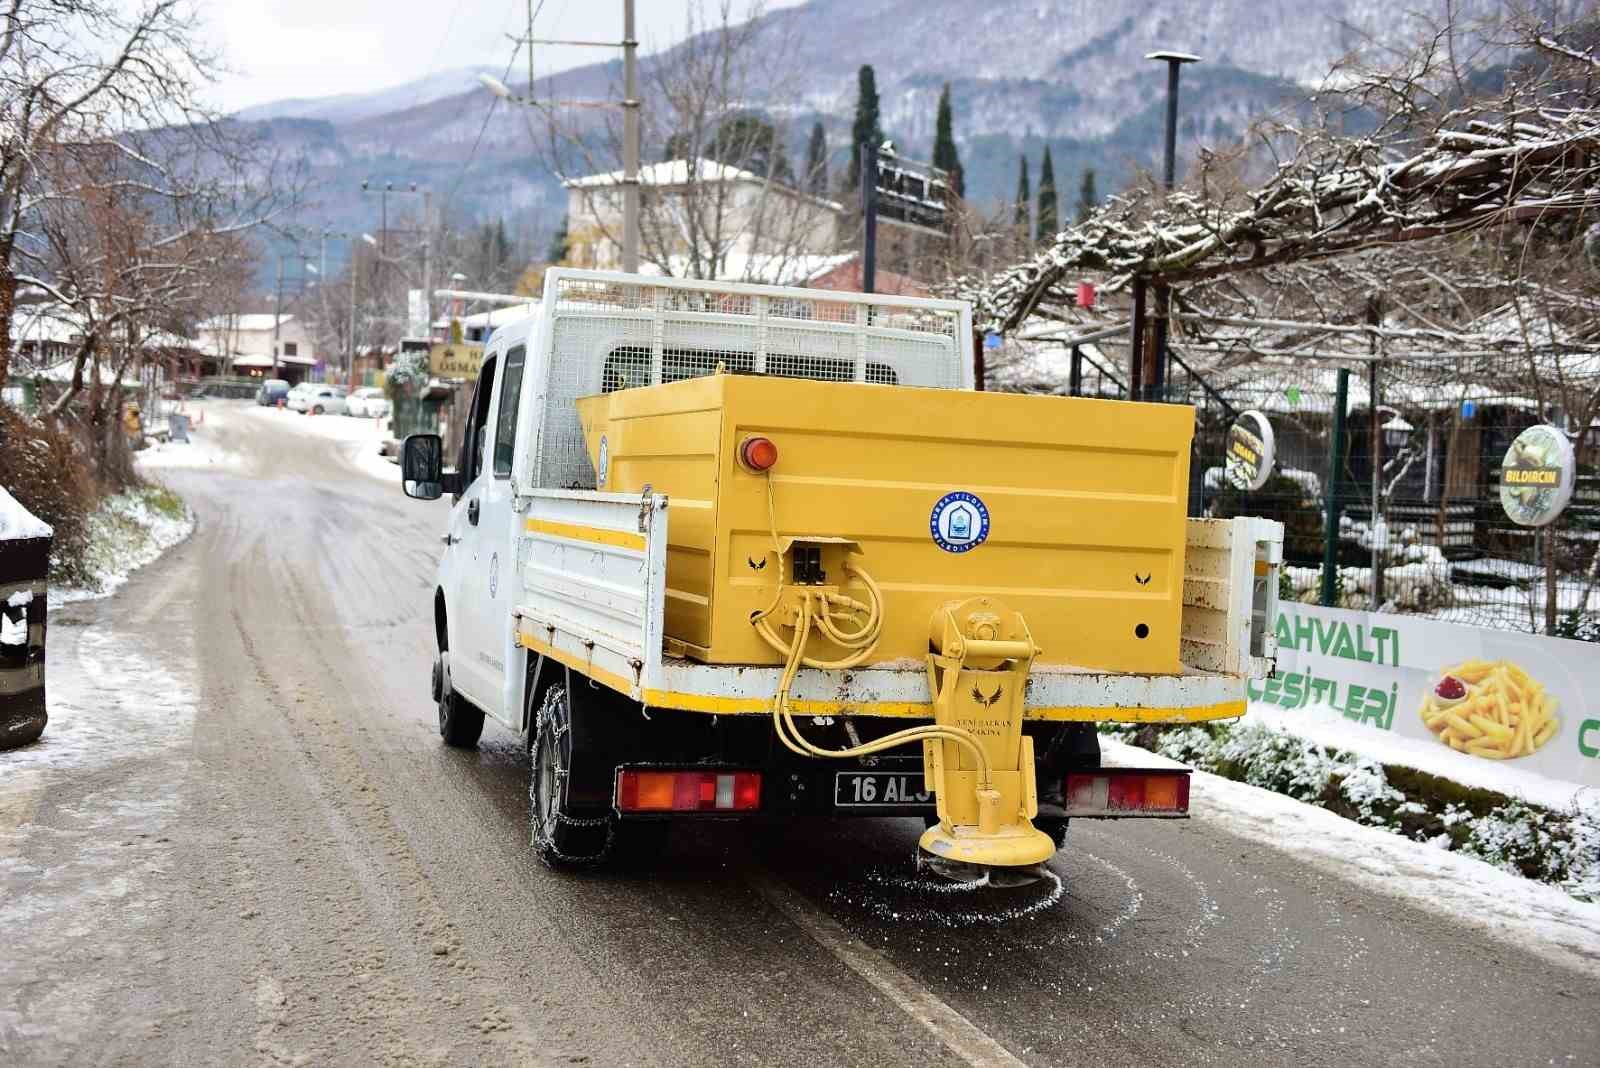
0, 486, 52, 750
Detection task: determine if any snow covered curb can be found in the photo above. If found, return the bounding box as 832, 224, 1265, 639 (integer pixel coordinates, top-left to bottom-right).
1105, 719, 1599, 905
48, 485, 193, 608
1144, 738, 1600, 978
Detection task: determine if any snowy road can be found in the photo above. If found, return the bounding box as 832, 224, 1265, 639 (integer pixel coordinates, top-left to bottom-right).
4, 401, 1598, 1066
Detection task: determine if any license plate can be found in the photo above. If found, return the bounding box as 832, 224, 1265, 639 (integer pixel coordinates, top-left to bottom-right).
834, 771, 931, 808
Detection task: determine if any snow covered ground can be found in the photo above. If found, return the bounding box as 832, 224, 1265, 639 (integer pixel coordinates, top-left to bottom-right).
1246, 700, 1593, 812
1144, 735, 1600, 977
48, 486, 193, 608
132, 405, 244, 471
229, 400, 399, 483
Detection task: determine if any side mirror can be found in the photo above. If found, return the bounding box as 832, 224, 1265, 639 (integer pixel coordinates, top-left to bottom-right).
401, 433, 460, 500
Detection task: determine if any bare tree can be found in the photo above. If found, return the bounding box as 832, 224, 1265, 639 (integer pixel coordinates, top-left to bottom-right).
534, 0, 843, 283
0, 0, 234, 390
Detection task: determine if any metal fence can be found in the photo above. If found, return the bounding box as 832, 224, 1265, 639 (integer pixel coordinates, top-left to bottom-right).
1041, 345, 1600, 639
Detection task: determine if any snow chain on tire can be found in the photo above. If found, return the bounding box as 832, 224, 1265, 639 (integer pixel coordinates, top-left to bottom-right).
529, 685, 614, 868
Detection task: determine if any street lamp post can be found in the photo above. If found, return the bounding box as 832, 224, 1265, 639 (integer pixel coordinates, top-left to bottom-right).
1142, 50, 1200, 402
361, 180, 431, 344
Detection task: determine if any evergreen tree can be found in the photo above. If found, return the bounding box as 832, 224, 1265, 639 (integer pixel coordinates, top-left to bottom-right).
546, 214, 570, 265
1076, 168, 1098, 223
1036, 147, 1057, 243
931, 82, 963, 199
1014, 154, 1030, 232
846, 65, 883, 192
806, 120, 832, 198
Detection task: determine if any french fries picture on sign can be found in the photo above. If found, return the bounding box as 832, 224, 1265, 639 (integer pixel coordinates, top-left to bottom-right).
1419, 659, 1559, 760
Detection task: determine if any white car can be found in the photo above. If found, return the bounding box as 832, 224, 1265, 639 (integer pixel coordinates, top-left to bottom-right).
283, 382, 316, 410
346, 387, 389, 418
291, 385, 348, 416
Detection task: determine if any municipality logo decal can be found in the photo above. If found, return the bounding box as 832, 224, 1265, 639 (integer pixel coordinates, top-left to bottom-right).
930, 491, 990, 553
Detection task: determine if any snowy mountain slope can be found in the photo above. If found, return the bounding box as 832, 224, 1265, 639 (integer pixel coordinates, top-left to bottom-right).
234, 65, 501, 125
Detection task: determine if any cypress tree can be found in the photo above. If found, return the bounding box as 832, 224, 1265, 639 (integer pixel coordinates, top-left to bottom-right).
1013, 154, 1030, 232
1036, 147, 1057, 243
931, 83, 963, 199
846, 65, 883, 192
546, 214, 570, 265
805, 121, 828, 196
1076, 168, 1098, 223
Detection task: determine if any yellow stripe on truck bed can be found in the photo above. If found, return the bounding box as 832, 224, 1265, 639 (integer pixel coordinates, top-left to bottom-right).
524, 518, 647, 552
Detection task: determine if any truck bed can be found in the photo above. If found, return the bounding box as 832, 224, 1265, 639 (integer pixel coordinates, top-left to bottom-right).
511, 487, 1280, 723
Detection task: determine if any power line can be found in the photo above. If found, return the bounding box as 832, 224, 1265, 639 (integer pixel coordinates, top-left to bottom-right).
444, 0, 548, 212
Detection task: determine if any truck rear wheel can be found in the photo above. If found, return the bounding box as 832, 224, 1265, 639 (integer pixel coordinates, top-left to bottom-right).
434, 652, 484, 748
529, 685, 611, 867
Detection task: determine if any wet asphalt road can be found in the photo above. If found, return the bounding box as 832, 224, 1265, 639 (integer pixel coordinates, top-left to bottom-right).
4, 401, 1598, 1067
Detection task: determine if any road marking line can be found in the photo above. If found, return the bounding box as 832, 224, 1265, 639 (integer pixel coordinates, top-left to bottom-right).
748, 873, 1027, 1068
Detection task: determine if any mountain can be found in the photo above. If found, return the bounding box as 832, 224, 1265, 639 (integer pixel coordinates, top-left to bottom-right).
234, 65, 502, 124
234, 0, 1509, 275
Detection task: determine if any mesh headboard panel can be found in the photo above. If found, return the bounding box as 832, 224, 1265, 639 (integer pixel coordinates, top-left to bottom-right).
536, 274, 967, 490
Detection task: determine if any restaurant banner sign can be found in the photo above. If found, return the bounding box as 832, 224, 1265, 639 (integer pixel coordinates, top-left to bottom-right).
1253, 602, 1599, 787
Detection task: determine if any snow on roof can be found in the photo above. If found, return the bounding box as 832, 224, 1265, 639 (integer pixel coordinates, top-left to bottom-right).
232, 352, 315, 368
563, 157, 761, 190
0, 485, 52, 542
10, 304, 86, 347
197, 314, 293, 332
452, 303, 539, 330
563, 157, 843, 211
636, 251, 857, 288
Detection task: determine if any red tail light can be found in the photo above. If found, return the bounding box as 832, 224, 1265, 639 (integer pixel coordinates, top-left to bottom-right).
616, 769, 762, 813
739, 436, 779, 472
1064, 771, 1189, 816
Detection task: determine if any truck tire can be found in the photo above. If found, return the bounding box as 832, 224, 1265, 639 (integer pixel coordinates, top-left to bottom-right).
528, 685, 611, 868
434, 652, 484, 748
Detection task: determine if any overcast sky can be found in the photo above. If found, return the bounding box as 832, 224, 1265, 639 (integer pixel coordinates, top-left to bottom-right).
201, 0, 807, 113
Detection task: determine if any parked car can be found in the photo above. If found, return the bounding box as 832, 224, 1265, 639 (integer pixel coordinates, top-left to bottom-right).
284, 383, 316, 411
255, 379, 290, 406
346, 387, 389, 418
290, 385, 348, 415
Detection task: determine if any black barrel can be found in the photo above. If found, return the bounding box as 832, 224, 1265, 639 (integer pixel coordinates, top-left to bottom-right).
0, 499, 51, 750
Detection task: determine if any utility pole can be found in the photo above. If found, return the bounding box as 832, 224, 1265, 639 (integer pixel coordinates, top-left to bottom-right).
421, 189, 433, 334
1144, 51, 1199, 403
272, 256, 284, 379
1321, 368, 1351, 606
860, 140, 878, 293
480, 1, 639, 273
621, 0, 640, 273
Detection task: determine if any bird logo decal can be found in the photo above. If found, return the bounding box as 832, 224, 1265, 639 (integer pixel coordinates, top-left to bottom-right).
1134, 572, 1151, 586
970, 684, 1003, 708
747, 556, 767, 571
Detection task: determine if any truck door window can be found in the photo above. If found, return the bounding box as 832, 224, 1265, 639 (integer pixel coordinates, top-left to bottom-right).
460, 355, 498, 485
493, 345, 526, 477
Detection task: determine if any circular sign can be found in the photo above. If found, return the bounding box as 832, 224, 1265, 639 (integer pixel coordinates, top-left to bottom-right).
1499, 424, 1575, 527
596, 434, 610, 488
930, 491, 990, 553
1225, 410, 1276, 492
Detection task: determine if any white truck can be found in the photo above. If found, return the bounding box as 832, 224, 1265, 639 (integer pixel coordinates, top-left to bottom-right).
401, 269, 1280, 873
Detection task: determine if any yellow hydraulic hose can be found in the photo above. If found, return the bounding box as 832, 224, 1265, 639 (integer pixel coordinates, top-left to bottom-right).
754, 473, 993, 788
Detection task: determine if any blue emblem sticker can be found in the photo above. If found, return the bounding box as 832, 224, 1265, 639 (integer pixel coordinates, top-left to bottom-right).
597, 434, 610, 488
930, 491, 990, 553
